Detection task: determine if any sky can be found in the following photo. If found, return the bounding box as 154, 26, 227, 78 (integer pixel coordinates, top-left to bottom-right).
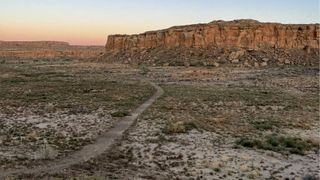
0, 0, 319, 45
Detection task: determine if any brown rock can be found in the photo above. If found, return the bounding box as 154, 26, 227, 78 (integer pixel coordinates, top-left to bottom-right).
229, 50, 245, 60
285, 59, 291, 64
244, 60, 251, 67
106, 20, 319, 51
213, 62, 220, 67
262, 58, 270, 62
232, 59, 240, 64
103, 19, 320, 66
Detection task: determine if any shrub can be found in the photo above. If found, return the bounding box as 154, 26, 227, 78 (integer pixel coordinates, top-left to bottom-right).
63, 58, 72, 62
183, 121, 198, 131
34, 144, 58, 160
252, 121, 274, 130
163, 121, 198, 134
236, 135, 317, 155
236, 137, 262, 148
302, 175, 319, 180
111, 111, 130, 117
7, 78, 26, 83
140, 65, 150, 75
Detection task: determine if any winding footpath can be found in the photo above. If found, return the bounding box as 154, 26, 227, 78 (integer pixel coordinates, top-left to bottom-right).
0, 81, 164, 178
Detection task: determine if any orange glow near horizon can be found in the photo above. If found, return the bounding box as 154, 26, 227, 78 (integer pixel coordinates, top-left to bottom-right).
1, 0, 319, 46
1, 23, 114, 46
0, 19, 173, 45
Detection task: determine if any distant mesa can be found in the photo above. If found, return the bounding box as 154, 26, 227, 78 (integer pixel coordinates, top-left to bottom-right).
0, 41, 70, 48
0, 41, 104, 61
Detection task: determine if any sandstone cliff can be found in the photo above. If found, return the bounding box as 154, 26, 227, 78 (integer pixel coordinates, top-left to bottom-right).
106, 19, 319, 51
103, 20, 319, 66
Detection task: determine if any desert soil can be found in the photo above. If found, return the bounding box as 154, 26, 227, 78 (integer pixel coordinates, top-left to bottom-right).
0, 61, 319, 179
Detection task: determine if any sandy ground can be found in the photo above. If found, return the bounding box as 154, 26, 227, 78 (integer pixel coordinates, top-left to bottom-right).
0, 63, 319, 179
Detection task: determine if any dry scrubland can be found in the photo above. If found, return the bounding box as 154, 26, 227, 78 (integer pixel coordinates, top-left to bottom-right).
0, 61, 154, 170
0, 59, 319, 179
0, 20, 319, 179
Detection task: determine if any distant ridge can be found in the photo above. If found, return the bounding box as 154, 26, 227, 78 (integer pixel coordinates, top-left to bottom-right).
0, 41, 70, 49
0, 41, 104, 61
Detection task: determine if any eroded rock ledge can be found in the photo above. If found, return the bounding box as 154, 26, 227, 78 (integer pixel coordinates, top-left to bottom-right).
103, 19, 319, 66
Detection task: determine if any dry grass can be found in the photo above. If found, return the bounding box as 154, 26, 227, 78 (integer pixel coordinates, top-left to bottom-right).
0, 62, 156, 168
0, 63, 155, 115
163, 121, 198, 134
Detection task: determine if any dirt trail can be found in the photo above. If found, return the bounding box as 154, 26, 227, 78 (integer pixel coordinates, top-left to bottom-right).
0, 81, 164, 178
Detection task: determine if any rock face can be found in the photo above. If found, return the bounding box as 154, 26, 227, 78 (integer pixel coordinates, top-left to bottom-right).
106, 19, 319, 51
0, 41, 104, 61
103, 20, 319, 66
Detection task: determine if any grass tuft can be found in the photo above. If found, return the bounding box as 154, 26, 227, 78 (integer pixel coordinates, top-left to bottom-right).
251, 121, 274, 130
163, 121, 198, 134
111, 111, 130, 117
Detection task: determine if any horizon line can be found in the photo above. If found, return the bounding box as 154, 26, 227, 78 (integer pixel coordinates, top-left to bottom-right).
1, 19, 319, 46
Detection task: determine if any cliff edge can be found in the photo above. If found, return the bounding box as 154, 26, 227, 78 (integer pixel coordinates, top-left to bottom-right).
103, 19, 319, 67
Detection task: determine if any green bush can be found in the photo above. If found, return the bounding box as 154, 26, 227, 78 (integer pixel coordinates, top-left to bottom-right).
252, 121, 274, 130
0, 59, 6, 64
183, 121, 198, 131
236, 137, 262, 148
163, 121, 198, 134
111, 111, 130, 117
236, 134, 317, 155
140, 65, 150, 75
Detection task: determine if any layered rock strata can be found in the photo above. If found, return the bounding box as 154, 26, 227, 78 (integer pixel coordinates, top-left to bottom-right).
104, 19, 319, 66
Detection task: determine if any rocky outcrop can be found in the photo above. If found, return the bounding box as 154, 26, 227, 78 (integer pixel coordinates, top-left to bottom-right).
104, 20, 319, 66
0, 41, 104, 61
106, 19, 319, 51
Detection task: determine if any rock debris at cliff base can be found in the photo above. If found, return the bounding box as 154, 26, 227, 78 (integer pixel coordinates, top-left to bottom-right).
102, 46, 319, 67
102, 19, 319, 67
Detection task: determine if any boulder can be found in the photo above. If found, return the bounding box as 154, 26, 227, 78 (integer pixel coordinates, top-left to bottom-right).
232, 59, 240, 64
261, 62, 268, 67
229, 50, 245, 60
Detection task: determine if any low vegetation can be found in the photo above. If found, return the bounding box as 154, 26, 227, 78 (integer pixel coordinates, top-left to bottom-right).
0, 63, 155, 115
139, 65, 150, 75
163, 121, 198, 134
0, 62, 156, 168
236, 135, 319, 155
111, 111, 130, 117
249, 119, 276, 130
0, 63, 318, 179
35, 144, 58, 160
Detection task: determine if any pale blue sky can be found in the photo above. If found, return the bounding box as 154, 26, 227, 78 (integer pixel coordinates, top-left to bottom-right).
0, 0, 319, 45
